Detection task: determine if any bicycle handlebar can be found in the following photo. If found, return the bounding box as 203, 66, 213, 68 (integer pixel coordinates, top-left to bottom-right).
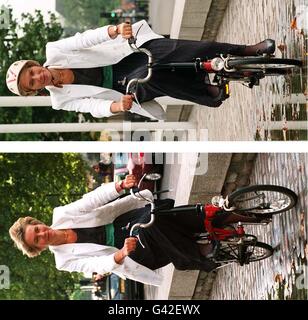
126, 37, 154, 95
129, 173, 156, 237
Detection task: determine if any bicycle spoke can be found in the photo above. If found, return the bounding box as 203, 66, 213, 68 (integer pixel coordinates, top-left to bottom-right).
218, 244, 239, 260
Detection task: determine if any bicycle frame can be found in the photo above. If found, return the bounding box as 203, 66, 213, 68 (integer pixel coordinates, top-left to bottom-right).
129, 178, 277, 267
202, 204, 245, 242
126, 35, 300, 95
129, 189, 246, 244
126, 37, 256, 91
128, 175, 298, 268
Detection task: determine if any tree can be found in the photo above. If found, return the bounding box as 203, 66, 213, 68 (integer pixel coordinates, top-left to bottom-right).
0, 153, 90, 299
58, 0, 121, 36
0, 8, 100, 141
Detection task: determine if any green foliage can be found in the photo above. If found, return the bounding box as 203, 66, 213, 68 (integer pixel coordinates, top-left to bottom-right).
69, 286, 93, 300
0, 153, 90, 299
58, 0, 121, 36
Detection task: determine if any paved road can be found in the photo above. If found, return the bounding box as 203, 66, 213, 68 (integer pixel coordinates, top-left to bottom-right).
210, 153, 308, 299
143, 153, 308, 300
190, 0, 307, 141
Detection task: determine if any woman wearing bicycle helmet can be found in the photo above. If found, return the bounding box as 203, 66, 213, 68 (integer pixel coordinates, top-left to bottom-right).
6, 20, 275, 120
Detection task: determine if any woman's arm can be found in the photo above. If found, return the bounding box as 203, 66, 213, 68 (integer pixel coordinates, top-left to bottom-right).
54, 95, 134, 118
60, 175, 137, 213
106, 189, 153, 214
60, 182, 120, 213
55, 248, 163, 286
55, 98, 116, 118
46, 26, 112, 52
114, 237, 138, 264
56, 238, 137, 273
59, 253, 123, 275
46, 23, 133, 51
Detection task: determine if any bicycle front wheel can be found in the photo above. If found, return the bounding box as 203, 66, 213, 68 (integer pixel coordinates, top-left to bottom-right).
228, 57, 302, 73
228, 185, 298, 216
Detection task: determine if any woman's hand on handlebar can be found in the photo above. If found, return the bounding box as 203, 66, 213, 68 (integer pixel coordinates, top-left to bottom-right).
118, 22, 133, 39
110, 95, 134, 113
123, 174, 137, 189
123, 237, 138, 256
116, 174, 137, 192
114, 237, 138, 264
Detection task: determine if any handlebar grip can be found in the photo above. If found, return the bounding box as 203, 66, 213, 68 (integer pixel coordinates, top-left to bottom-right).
131, 186, 140, 194
128, 37, 136, 45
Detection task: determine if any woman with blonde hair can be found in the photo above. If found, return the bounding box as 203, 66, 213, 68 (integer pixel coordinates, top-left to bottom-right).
10, 172, 268, 286
10, 216, 46, 258
9, 171, 226, 286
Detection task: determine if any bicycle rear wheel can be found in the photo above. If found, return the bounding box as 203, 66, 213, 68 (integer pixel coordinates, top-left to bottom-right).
215, 240, 273, 264
228, 57, 302, 73
228, 185, 298, 217
244, 241, 273, 262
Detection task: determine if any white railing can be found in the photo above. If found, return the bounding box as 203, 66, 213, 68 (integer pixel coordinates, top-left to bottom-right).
0, 95, 306, 134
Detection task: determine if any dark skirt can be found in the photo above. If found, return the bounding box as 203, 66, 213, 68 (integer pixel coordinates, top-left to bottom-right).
112, 38, 246, 107
113, 199, 217, 272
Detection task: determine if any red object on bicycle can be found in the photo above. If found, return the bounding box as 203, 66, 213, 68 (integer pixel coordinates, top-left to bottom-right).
202, 61, 213, 72
203, 204, 244, 241
203, 204, 220, 238
204, 204, 221, 218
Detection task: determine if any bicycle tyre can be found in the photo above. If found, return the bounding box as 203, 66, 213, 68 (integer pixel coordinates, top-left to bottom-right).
228, 57, 302, 71
228, 184, 298, 216
215, 240, 273, 264
245, 241, 273, 262
264, 68, 291, 76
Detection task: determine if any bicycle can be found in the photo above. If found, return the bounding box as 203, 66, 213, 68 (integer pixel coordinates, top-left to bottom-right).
129, 174, 298, 268
125, 31, 303, 104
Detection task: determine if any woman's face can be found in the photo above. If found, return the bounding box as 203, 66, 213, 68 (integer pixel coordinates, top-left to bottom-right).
24, 224, 56, 250
19, 66, 52, 92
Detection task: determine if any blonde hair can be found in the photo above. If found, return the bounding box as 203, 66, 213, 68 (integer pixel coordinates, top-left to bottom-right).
9, 216, 46, 258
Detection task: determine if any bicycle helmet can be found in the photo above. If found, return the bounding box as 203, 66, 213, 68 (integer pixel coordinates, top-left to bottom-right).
6, 60, 40, 96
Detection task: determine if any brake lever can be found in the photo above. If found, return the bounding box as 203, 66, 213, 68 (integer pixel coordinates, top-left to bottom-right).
135, 234, 145, 249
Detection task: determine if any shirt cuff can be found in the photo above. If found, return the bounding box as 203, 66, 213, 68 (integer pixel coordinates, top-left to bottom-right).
109, 253, 123, 270
105, 25, 114, 41
109, 181, 122, 197
113, 181, 125, 196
